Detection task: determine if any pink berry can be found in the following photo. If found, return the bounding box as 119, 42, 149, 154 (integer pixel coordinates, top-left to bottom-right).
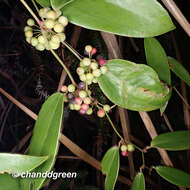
75, 97, 83, 105
91, 48, 97, 55
97, 109, 105, 118
79, 109, 86, 115
61, 85, 68, 93
81, 104, 89, 111
121, 151, 129, 157
98, 58, 106, 66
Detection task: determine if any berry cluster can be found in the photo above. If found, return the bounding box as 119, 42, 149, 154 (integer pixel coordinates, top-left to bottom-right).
120, 144, 135, 156
24, 8, 68, 51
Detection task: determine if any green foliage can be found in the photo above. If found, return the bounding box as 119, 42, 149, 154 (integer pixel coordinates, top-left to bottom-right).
21, 93, 65, 190
144, 37, 171, 85
168, 56, 190, 87
155, 166, 190, 188
0, 174, 20, 190
101, 146, 120, 190
36, 0, 50, 7
131, 172, 145, 190
98, 59, 171, 111
151, 130, 190, 151
50, 0, 73, 10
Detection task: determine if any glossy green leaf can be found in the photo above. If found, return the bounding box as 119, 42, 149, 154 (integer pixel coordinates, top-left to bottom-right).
151, 130, 190, 151
21, 93, 65, 190
131, 172, 145, 190
155, 166, 190, 187
36, 0, 50, 7
61, 0, 175, 37
101, 146, 119, 190
0, 153, 48, 174
98, 59, 171, 111
50, 0, 74, 10
0, 174, 20, 190
144, 38, 171, 85
168, 56, 190, 87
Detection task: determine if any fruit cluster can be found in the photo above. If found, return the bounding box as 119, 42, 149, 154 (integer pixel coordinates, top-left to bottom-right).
24, 8, 68, 51
120, 144, 135, 156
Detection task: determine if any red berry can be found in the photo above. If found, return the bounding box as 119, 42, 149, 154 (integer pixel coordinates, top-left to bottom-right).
98, 58, 107, 66
75, 97, 83, 105
97, 109, 105, 118
81, 104, 89, 111
121, 151, 129, 157
79, 109, 86, 115
91, 48, 97, 55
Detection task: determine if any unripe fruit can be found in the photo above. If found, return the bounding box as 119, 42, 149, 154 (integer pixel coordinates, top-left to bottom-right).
46, 10, 57, 20
127, 144, 135, 152
69, 103, 75, 110
81, 103, 89, 111
51, 34, 60, 43
44, 19, 55, 29
92, 78, 98, 83
92, 69, 101, 77
68, 84, 76, 93
58, 33, 66, 42
24, 26, 32, 32
84, 97, 91, 105
44, 42, 51, 50
38, 35, 47, 44
82, 58, 91, 66
27, 18, 35, 26
26, 37, 31, 43
79, 90, 87, 99
98, 58, 107, 66
55, 10, 62, 18
120, 145, 128, 152
80, 61, 85, 67
103, 104, 111, 112
78, 82, 85, 89
31, 37, 38, 46
25, 30, 33, 38
79, 74, 86, 82
86, 108, 93, 115
76, 67, 85, 75
36, 43, 45, 51
61, 85, 68, 93
49, 40, 60, 50
39, 8, 50, 18
87, 80, 92, 85
74, 104, 81, 111
100, 66, 108, 74
90, 62, 98, 70
58, 16, 68, 26
75, 97, 83, 105
85, 45, 92, 53
121, 151, 129, 157
54, 23, 64, 33
86, 73, 94, 81
97, 109, 105, 118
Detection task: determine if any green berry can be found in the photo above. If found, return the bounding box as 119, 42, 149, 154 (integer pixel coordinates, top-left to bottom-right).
120, 145, 128, 152
90, 62, 98, 70
85, 45, 92, 53
86, 73, 94, 81
69, 103, 75, 110
58, 33, 66, 42
36, 43, 45, 51
92, 69, 101, 77
86, 108, 93, 115
27, 18, 35, 26
46, 10, 57, 20
39, 8, 50, 18
44, 19, 55, 29
82, 58, 91, 66
51, 34, 60, 43
77, 67, 85, 75
87, 80, 92, 85
92, 78, 98, 83
54, 23, 64, 33
79, 74, 86, 82
24, 26, 32, 32
26, 37, 31, 43
49, 40, 60, 50
79, 90, 87, 99
127, 144, 135, 152
103, 104, 111, 112
31, 37, 38, 46
84, 97, 91, 105
80, 61, 85, 67
68, 84, 76, 93
25, 30, 33, 38
58, 16, 68, 27
100, 66, 108, 74
44, 42, 51, 50
74, 104, 81, 111
38, 35, 47, 44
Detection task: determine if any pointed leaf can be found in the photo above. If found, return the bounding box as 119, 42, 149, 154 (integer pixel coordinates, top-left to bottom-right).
131, 172, 145, 190
61, 0, 175, 37
144, 38, 171, 85
168, 56, 190, 87
50, 0, 74, 10
0, 174, 20, 190
155, 166, 190, 188
101, 146, 119, 190
36, 0, 50, 7
98, 59, 171, 111
151, 130, 190, 151
21, 93, 65, 190
0, 153, 48, 174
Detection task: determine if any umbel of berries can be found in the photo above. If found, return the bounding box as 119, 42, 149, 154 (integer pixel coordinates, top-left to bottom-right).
24, 8, 68, 51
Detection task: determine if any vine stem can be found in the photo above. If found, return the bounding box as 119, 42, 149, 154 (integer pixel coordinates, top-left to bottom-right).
20, 0, 41, 25
62, 41, 82, 61
50, 50, 77, 86
31, 0, 39, 12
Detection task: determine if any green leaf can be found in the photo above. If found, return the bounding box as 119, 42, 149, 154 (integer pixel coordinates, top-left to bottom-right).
0, 153, 48, 174
21, 93, 65, 190
61, 0, 175, 37
144, 38, 171, 85
101, 146, 120, 190
36, 0, 50, 7
98, 59, 171, 111
151, 130, 190, 151
131, 172, 145, 190
50, 0, 74, 10
168, 56, 190, 87
0, 174, 20, 190
155, 166, 190, 188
